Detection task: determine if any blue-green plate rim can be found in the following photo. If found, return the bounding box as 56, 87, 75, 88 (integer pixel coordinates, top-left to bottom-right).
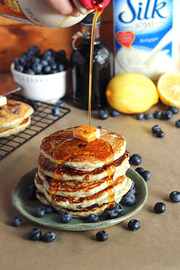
12, 167, 148, 231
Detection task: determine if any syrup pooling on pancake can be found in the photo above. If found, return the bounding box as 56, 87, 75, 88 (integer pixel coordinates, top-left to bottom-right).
53, 137, 114, 165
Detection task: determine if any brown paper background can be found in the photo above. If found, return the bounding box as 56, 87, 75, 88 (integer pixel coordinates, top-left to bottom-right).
0, 94, 180, 270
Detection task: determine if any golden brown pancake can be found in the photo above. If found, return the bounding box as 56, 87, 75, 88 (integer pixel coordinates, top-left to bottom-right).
0, 99, 34, 131
0, 117, 31, 137
40, 126, 127, 170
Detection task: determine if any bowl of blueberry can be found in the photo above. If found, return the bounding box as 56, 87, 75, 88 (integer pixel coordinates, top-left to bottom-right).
11, 45, 70, 103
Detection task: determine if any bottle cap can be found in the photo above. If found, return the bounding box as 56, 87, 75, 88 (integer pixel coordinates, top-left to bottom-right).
81, 11, 101, 26
79, 0, 111, 9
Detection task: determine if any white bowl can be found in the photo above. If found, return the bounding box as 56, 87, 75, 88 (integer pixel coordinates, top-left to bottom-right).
11, 63, 69, 103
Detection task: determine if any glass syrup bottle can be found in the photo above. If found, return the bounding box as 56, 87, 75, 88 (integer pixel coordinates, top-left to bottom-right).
71, 12, 113, 110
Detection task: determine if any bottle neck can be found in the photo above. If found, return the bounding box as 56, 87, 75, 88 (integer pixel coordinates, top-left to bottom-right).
81, 25, 101, 41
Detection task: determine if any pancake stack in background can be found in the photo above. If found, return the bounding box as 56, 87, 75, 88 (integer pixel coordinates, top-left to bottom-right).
0, 98, 34, 137
34, 126, 132, 218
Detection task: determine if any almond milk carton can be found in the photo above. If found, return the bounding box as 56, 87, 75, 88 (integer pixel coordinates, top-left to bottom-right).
113, 0, 180, 80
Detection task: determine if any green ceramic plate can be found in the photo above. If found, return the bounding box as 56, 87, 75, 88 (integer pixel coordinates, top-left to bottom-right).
12, 168, 148, 231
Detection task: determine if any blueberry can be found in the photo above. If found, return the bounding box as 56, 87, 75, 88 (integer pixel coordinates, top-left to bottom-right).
105, 208, 119, 219
157, 129, 165, 138
128, 219, 141, 231
51, 107, 61, 116
162, 110, 173, 120
113, 203, 123, 215
55, 100, 66, 107
121, 192, 136, 206
11, 216, 22, 227
43, 231, 57, 243
136, 113, 144, 120
110, 109, 120, 117
32, 63, 43, 74
35, 207, 46, 218
15, 64, 24, 72
25, 69, 35, 75
171, 106, 179, 114
96, 230, 108, 241
28, 183, 37, 200
45, 206, 53, 214
140, 170, 151, 182
130, 154, 143, 166
98, 109, 109, 120
175, 120, 180, 128
169, 191, 180, 203
58, 64, 65, 72
135, 167, 144, 175
43, 65, 51, 74
27, 100, 38, 111
144, 112, 153, 120
154, 202, 166, 213
41, 59, 49, 67
28, 45, 40, 55
152, 125, 161, 134
87, 213, 99, 223
153, 109, 163, 119
60, 212, 72, 223
28, 228, 42, 241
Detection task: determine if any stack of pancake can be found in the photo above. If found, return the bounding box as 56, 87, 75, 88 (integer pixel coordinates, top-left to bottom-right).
34, 126, 132, 218
0, 99, 34, 137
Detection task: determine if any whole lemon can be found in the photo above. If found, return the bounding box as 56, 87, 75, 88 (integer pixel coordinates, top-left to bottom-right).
106, 73, 159, 114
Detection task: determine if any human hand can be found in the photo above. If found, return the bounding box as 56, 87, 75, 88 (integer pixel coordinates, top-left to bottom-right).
45, 0, 81, 16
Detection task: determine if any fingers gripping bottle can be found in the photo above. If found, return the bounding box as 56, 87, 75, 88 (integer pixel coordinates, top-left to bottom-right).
0, 0, 111, 28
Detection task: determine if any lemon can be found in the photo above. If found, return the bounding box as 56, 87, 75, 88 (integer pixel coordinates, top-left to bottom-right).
106, 73, 159, 114
157, 73, 180, 108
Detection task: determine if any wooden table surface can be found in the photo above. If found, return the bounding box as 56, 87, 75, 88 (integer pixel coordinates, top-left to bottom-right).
0, 90, 180, 270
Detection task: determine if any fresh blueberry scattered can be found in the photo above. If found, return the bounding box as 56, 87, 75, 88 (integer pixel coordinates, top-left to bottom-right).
43, 231, 57, 243
135, 167, 144, 175
96, 230, 108, 241
153, 109, 163, 119
35, 207, 46, 218
156, 129, 165, 138
137, 113, 144, 120
140, 170, 151, 182
51, 106, 61, 116
121, 191, 136, 206
113, 203, 123, 215
27, 100, 38, 111
144, 112, 153, 120
152, 125, 161, 134
105, 208, 119, 219
169, 191, 180, 203
154, 202, 166, 214
175, 120, 180, 128
28, 228, 42, 241
88, 214, 99, 223
98, 109, 109, 120
56, 100, 66, 107
28, 182, 37, 200
128, 219, 141, 231
171, 106, 179, 114
130, 154, 143, 166
162, 110, 173, 120
45, 206, 53, 214
11, 216, 22, 227
110, 109, 120, 117
60, 212, 72, 223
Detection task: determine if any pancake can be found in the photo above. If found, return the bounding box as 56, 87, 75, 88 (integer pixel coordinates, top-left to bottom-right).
35, 171, 128, 197
40, 126, 127, 171
0, 99, 34, 131
37, 151, 130, 182
34, 126, 132, 218
0, 117, 31, 137
35, 176, 132, 217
